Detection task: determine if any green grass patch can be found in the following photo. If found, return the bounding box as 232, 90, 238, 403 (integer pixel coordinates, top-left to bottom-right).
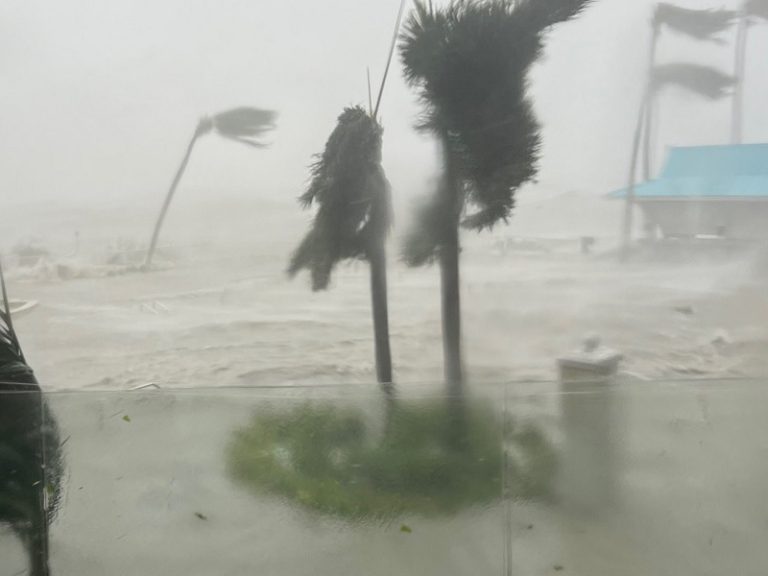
227, 399, 556, 520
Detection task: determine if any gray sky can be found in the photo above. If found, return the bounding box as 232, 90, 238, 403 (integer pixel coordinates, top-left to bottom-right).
1, 0, 767, 218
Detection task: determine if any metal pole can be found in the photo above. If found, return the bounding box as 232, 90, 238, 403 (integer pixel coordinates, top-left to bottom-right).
622, 97, 648, 261
373, 0, 408, 119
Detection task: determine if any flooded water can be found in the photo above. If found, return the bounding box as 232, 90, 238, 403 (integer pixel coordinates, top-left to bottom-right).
7, 199, 768, 392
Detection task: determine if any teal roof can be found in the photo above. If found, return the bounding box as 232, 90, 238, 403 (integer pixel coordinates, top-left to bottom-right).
610, 144, 768, 199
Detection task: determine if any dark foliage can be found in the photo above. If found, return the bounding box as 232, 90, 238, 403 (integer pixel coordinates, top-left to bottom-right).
652, 63, 735, 100
399, 0, 591, 264
210, 107, 277, 148
0, 265, 63, 576
746, 0, 768, 20
653, 4, 735, 41
288, 106, 392, 290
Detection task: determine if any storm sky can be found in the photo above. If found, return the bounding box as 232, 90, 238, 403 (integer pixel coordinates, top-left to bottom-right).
1, 0, 766, 217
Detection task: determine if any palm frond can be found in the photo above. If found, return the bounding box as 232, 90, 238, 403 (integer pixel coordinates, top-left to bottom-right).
652, 63, 735, 100
0, 260, 64, 552
654, 3, 735, 41
289, 106, 392, 291
746, 0, 768, 20
518, 0, 594, 28
212, 107, 277, 147
0, 263, 32, 383
228, 136, 270, 149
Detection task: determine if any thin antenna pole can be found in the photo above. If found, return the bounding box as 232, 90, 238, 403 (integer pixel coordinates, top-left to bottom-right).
373, 0, 408, 119
367, 67, 374, 116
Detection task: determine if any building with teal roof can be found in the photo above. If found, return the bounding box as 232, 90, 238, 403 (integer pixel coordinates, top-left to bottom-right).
611, 143, 768, 240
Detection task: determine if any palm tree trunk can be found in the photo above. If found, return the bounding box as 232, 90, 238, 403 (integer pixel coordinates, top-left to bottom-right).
144, 125, 202, 269
621, 96, 649, 261
30, 388, 49, 576
642, 24, 660, 181
28, 527, 50, 576
732, 11, 748, 145
440, 226, 467, 451
368, 241, 393, 386
440, 231, 463, 390
439, 134, 464, 391
29, 388, 50, 576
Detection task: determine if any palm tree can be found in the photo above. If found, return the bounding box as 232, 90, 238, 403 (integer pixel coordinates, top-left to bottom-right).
144, 107, 277, 269
621, 4, 736, 258
288, 1, 406, 388
733, 0, 768, 143
288, 107, 394, 385
399, 0, 592, 390
0, 263, 63, 576
642, 4, 735, 178
621, 62, 734, 258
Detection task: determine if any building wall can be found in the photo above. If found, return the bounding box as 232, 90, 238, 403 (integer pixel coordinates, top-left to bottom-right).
639, 200, 768, 240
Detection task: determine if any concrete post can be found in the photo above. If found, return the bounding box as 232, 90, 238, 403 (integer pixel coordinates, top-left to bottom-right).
557, 335, 622, 513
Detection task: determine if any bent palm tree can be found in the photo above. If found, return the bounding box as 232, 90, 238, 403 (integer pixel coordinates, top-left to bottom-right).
399, 0, 591, 389
622, 62, 734, 258
289, 107, 394, 384
288, 1, 405, 387
0, 264, 63, 576
643, 4, 735, 177
144, 107, 277, 268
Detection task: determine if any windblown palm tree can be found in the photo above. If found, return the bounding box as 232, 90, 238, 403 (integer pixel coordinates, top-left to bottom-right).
733, 0, 768, 143
642, 4, 735, 178
144, 107, 277, 268
399, 0, 592, 389
622, 3, 736, 258
288, 1, 405, 387
288, 107, 394, 384
621, 2, 735, 260
621, 62, 735, 257
0, 264, 63, 576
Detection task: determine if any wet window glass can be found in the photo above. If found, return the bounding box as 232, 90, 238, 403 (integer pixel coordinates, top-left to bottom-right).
2, 1, 768, 574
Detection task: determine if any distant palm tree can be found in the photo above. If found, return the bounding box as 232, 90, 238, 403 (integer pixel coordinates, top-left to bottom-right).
399, 0, 592, 389
144, 107, 277, 268
288, 106, 394, 385
621, 3, 736, 258
621, 62, 734, 258
733, 0, 768, 143
0, 263, 63, 576
642, 4, 735, 178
